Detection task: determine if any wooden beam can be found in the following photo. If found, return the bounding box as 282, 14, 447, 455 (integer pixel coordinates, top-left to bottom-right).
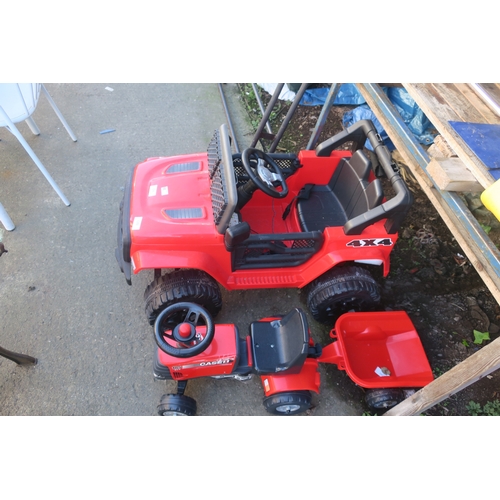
455, 84, 500, 123
427, 157, 484, 192
404, 83, 496, 189
384, 335, 500, 416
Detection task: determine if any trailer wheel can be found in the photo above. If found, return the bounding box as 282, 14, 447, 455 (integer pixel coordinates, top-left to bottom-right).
157, 394, 197, 416
307, 266, 380, 323
144, 269, 222, 325
365, 388, 405, 410
263, 391, 312, 415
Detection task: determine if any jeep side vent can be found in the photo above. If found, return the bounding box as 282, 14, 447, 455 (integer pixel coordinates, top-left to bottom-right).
172, 371, 183, 379
166, 161, 201, 173
164, 208, 203, 219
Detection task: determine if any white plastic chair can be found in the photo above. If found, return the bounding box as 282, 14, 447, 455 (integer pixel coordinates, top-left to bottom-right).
0, 83, 77, 231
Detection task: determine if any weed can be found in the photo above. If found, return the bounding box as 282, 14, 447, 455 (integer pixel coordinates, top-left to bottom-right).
473, 330, 490, 345
466, 401, 482, 415
480, 224, 492, 235
466, 400, 500, 416
461, 339, 470, 347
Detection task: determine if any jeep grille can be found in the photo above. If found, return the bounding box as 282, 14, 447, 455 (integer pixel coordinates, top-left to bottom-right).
207, 129, 230, 227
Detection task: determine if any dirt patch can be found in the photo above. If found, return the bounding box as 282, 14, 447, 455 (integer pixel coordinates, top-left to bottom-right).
238, 83, 500, 416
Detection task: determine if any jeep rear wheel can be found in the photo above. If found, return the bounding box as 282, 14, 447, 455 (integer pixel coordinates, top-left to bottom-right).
307, 265, 380, 323
144, 269, 222, 325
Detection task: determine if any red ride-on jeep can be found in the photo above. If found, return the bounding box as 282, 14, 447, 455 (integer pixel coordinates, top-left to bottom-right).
116, 119, 413, 324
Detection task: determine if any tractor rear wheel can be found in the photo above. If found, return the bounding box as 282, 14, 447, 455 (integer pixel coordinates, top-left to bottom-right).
263, 391, 312, 416
144, 269, 222, 325
307, 265, 380, 323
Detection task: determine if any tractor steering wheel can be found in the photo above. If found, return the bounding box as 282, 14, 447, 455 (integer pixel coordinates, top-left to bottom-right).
154, 302, 215, 358
241, 148, 289, 198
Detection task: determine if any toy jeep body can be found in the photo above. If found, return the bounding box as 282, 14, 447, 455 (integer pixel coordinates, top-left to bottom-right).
116, 120, 413, 324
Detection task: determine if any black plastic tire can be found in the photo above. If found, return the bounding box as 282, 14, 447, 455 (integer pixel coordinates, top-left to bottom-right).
144, 269, 222, 325
157, 394, 197, 416
307, 265, 380, 323
365, 388, 405, 410
263, 391, 312, 415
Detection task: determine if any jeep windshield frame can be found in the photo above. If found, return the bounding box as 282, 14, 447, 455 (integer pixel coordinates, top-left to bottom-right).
208, 124, 238, 234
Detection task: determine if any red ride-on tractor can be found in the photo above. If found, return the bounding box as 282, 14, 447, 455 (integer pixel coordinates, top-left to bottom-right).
116, 119, 413, 324
153, 302, 434, 415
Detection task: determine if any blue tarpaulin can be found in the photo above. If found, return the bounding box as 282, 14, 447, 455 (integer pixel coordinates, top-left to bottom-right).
299, 84, 367, 106
299, 84, 436, 150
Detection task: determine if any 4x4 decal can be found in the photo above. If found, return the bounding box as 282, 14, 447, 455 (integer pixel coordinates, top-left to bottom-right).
346, 238, 394, 247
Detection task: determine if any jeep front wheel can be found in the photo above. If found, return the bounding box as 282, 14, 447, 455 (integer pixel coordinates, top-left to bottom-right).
144, 269, 222, 325
307, 265, 380, 323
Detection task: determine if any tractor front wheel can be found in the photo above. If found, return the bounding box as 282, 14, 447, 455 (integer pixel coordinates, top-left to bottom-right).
157, 394, 197, 416
144, 269, 222, 325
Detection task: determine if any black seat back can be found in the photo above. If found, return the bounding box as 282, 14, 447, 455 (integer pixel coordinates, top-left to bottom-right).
250, 308, 309, 374
297, 150, 383, 233
329, 150, 383, 220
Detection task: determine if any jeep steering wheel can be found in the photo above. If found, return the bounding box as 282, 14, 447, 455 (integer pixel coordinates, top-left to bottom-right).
154, 302, 215, 358
241, 148, 289, 198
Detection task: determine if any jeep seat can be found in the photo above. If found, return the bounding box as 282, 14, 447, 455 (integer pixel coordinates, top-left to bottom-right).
296, 150, 383, 233
250, 308, 309, 375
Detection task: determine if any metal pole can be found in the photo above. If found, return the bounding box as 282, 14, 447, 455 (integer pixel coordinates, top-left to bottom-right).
306, 83, 342, 150
251, 84, 272, 134
250, 83, 285, 149
217, 84, 239, 153
269, 83, 309, 153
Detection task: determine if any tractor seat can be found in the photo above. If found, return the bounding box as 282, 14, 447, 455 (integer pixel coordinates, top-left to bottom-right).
250, 308, 309, 375
297, 150, 383, 233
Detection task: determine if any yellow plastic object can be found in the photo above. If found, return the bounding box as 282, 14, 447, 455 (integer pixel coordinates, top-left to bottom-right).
481, 179, 500, 222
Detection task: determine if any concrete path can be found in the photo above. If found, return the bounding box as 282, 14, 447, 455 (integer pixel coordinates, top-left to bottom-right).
0, 83, 361, 416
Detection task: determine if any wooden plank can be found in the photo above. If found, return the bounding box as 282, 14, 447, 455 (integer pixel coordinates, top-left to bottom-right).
432, 83, 487, 123
358, 85, 500, 305
470, 83, 500, 119
384, 335, 500, 416
404, 83, 496, 188
427, 157, 484, 192
479, 83, 500, 106
434, 135, 457, 157
454, 83, 500, 123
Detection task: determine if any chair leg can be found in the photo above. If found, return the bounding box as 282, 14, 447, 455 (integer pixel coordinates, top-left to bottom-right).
8, 124, 71, 206
0, 109, 71, 207
0, 201, 15, 231
25, 116, 41, 136
40, 84, 77, 142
